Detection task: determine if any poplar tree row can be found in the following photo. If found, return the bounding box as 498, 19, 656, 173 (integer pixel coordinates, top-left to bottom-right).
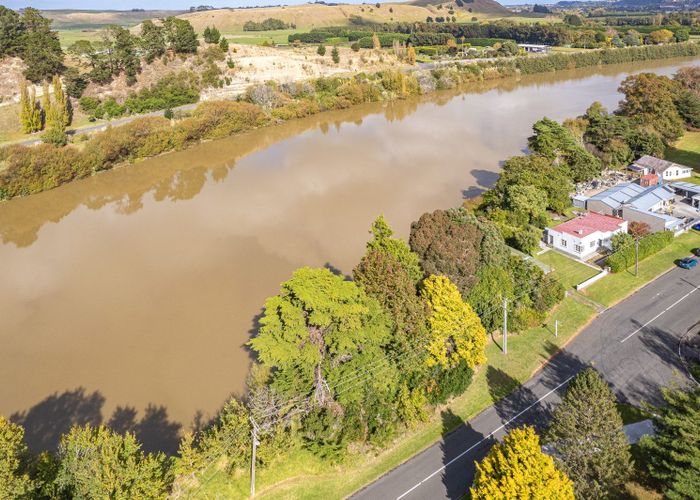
18, 76, 71, 145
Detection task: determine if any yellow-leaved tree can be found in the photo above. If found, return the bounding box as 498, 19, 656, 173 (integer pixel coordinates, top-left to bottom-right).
421, 275, 486, 369
471, 426, 574, 500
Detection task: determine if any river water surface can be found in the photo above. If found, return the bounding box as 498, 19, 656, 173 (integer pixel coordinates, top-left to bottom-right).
1, 57, 697, 453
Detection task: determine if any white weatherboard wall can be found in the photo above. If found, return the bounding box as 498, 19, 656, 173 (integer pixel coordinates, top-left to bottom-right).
546, 229, 601, 260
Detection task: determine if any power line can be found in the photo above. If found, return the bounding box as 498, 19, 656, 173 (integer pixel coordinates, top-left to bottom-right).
187, 275, 547, 497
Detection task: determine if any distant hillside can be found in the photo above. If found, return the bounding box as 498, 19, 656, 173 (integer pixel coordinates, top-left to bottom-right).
554, 0, 700, 10
177, 1, 510, 32
41, 9, 184, 30
411, 0, 510, 15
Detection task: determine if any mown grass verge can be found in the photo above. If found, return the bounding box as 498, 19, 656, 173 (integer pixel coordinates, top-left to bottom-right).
194, 231, 700, 498
584, 230, 700, 307
190, 297, 597, 499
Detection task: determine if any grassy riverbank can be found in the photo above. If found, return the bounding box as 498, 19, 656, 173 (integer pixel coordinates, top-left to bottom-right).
191, 230, 700, 498
1, 42, 698, 202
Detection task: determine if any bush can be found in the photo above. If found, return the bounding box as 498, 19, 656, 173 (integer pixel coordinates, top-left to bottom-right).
243, 18, 290, 31
358, 33, 410, 48
408, 32, 455, 46
288, 32, 333, 44
606, 231, 674, 272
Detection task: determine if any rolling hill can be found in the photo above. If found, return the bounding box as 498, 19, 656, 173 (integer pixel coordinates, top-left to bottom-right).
177, 1, 511, 33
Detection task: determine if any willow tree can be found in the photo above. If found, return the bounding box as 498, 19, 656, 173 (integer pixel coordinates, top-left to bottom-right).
249, 267, 395, 411
421, 275, 486, 370
471, 426, 574, 500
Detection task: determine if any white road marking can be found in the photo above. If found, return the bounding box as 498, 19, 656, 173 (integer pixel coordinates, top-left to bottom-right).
620, 285, 699, 344
395, 375, 575, 500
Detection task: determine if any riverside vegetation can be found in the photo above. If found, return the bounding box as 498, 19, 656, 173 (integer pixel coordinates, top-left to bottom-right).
1, 65, 699, 497
1, 42, 699, 200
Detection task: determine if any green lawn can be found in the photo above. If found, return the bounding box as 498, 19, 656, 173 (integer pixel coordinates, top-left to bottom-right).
666, 131, 700, 170
223, 29, 306, 46
191, 297, 597, 499
584, 230, 700, 307
538, 250, 599, 289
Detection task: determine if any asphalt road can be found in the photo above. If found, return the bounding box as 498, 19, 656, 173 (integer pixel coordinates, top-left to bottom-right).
353, 264, 700, 500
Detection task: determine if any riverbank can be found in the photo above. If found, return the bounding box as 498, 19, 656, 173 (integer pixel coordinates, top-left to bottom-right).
201, 229, 700, 498
1, 42, 698, 201
0, 57, 697, 487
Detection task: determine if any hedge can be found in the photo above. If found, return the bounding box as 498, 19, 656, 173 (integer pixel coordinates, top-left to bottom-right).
463, 37, 510, 47
288, 32, 333, 43
511, 42, 700, 75
358, 33, 410, 48
408, 32, 455, 46
606, 231, 674, 273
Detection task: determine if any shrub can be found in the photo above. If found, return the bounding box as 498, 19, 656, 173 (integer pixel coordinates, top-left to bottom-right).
358, 33, 410, 49
606, 231, 674, 272
288, 32, 333, 44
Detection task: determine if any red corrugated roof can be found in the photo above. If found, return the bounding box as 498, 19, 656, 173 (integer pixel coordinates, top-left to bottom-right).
552, 212, 625, 238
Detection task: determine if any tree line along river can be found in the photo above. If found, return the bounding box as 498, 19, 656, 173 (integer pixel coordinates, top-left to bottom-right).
0, 56, 697, 454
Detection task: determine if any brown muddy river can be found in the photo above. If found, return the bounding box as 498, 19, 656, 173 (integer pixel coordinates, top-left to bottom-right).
1, 57, 697, 453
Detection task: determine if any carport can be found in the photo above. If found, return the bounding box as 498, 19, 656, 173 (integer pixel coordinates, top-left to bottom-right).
670, 182, 700, 207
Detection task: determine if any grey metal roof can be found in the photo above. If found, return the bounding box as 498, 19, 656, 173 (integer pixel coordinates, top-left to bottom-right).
626, 186, 674, 212
587, 182, 646, 209
670, 181, 700, 195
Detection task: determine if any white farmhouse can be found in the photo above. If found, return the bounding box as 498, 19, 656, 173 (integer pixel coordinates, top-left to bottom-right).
629, 155, 692, 181
545, 212, 628, 260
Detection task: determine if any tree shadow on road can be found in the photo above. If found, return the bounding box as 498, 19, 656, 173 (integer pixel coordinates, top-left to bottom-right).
486, 366, 552, 435
440, 409, 491, 500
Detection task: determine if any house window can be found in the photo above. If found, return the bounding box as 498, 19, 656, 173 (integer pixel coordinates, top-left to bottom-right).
590, 240, 596, 248
561, 239, 567, 248
675, 170, 679, 176
575, 244, 583, 253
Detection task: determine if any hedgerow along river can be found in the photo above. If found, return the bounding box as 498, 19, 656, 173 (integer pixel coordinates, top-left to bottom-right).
0, 56, 697, 454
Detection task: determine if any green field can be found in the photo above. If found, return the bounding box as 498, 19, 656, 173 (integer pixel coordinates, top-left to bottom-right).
57, 29, 104, 47
666, 131, 700, 170
223, 28, 307, 46
538, 250, 599, 290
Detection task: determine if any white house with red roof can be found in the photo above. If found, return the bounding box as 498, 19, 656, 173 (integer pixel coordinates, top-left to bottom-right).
545, 212, 628, 260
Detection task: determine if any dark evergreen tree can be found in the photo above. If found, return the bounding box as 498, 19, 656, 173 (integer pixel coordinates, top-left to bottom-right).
640, 386, 700, 500
546, 368, 632, 498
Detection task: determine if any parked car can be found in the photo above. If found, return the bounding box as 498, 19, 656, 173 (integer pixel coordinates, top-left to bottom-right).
678, 257, 698, 269
692, 222, 700, 231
